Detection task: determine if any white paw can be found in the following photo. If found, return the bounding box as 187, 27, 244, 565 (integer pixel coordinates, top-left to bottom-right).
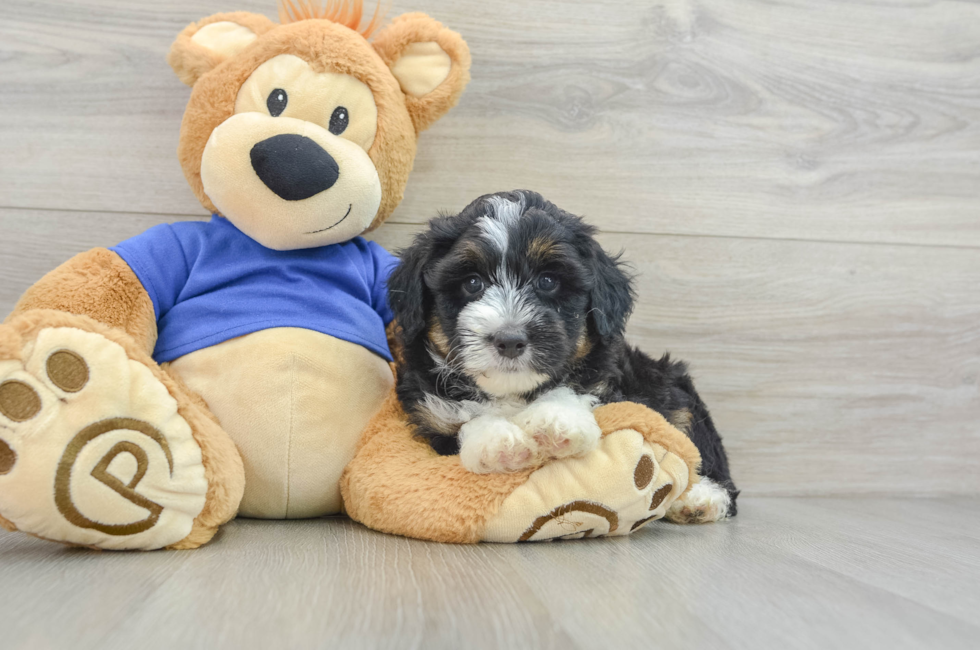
510, 401, 601, 461
459, 415, 540, 474
665, 476, 732, 524
0, 327, 208, 549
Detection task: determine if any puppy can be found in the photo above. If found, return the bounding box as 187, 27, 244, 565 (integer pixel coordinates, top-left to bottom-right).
387, 191, 738, 522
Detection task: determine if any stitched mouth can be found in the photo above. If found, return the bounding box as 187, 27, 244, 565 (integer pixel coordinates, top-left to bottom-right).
305, 204, 352, 234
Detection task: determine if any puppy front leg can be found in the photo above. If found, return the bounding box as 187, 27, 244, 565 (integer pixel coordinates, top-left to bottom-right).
459, 415, 540, 474
510, 387, 601, 461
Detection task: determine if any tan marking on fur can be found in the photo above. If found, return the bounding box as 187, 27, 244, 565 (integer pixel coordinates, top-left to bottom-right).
458, 239, 487, 262
573, 333, 593, 360
668, 408, 694, 435
526, 236, 558, 262
428, 318, 451, 357
386, 321, 405, 370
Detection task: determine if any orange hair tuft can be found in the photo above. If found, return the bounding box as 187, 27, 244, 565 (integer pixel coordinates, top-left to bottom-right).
278, 0, 388, 39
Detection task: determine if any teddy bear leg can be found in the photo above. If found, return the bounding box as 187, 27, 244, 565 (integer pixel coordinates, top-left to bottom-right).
480, 403, 704, 542
0, 310, 244, 550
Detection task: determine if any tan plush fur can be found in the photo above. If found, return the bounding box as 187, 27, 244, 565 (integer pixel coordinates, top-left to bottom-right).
340, 393, 703, 543
1, 310, 245, 550
371, 13, 472, 134
340, 392, 534, 543
9, 249, 158, 355
1, 7, 471, 550
167, 12, 277, 87
594, 402, 703, 496
170, 11, 471, 231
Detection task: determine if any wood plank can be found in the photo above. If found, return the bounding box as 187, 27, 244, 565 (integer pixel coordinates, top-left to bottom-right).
1, 498, 979, 650
3, 208, 978, 496
0, 208, 203, 315
0, 526, 194, 649
2, 0, 980, 246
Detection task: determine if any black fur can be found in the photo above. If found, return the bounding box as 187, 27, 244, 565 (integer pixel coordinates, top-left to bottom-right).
387, 190, 738, 514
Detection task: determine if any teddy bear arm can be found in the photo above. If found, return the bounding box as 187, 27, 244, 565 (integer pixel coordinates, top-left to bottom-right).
10, 248, 157, 355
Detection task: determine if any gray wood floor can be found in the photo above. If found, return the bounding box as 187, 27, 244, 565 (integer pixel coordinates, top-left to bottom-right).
1, 497, 977, 650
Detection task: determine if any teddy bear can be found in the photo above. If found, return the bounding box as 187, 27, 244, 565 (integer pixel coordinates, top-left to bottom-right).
0, 1, 472, 550
0, 1, 712, 551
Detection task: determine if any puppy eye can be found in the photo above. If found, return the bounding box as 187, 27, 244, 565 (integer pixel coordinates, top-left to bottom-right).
329, 107, 349, 135
267, 89, 288, 117
462, 275, 485, 296
536, 273, 559, 292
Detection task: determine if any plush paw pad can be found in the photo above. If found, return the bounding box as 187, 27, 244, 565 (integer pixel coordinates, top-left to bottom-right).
482, 429, 691, 542
510, 401, 601, 461
0, 327, 208, 550
459, 416, 539, 474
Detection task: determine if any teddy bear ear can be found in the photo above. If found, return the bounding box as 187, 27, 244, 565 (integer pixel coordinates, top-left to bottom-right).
167, 12, 277, 86
372, 13, 472, 133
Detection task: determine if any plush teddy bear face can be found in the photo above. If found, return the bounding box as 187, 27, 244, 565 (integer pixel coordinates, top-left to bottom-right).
168, 6, 470, 250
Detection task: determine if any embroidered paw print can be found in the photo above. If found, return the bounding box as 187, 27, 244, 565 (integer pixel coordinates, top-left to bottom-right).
483, 428, 691, 542
0, 327, 208, 550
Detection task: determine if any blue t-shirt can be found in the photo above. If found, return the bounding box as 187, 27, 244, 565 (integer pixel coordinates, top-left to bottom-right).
111, 216, 397, 364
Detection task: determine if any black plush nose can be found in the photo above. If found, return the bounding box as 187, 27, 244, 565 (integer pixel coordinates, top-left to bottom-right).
250, 134, 339, 201
493, 331, 528, 359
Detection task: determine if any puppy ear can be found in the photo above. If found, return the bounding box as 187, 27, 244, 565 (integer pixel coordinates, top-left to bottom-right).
372, 13, 472, 133
387, 232, 433, 343
167, 12, 276, 86
587, 242, 635, 340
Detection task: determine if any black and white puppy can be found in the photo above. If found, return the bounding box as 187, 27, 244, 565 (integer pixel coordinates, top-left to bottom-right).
388, 190, 738, 522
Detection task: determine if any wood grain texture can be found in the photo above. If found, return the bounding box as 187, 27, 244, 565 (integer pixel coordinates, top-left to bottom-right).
3, 210, 978, 496
1, 0, 980, 246
1, 0, 978, 497
1, 498, 979, 650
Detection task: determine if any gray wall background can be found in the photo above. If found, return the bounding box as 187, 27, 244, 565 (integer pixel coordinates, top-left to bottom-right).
1, 0, 978, 496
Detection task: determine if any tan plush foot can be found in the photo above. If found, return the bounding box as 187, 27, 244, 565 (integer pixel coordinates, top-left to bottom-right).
481, 428, 692, 542
0, 325, 213, 550
665, 477, 732, 524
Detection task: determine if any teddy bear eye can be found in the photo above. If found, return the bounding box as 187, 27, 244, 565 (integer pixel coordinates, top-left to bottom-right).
266, 89, 288, 117
329, 106, 349, 135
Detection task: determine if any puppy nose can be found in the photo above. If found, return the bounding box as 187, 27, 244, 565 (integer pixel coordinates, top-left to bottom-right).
250, 134, 340, 201
493, 331, 528, 359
